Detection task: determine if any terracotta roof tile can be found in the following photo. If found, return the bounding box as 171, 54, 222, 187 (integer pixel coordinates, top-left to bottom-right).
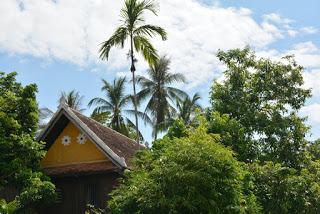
43, 161, 117, 176
72, 110, 145, 167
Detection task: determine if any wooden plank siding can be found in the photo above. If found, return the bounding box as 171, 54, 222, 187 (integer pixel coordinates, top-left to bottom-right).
41, 172, 119, 214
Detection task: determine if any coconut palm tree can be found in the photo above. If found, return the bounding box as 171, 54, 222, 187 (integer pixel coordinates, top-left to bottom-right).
38, 90, 85, 130
176, 93, 201, 125
59, 90, 85, 111
99, 0, 167, 142
136, 56, 187, 140
88, 77, 147, 139
88, 78, 129, 135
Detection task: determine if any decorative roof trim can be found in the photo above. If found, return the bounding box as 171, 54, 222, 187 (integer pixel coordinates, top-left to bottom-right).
37, 105, 127, 169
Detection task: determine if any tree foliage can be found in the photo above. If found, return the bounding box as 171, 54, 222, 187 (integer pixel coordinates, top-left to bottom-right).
39, 90, 85, 131
0, 72, 56, 211
248, 161, 320, 213
308, 139, 320, 161
59, 90, 85, 111
89, 77, 131, 135
206, 111, 256, 162
99, 0, 167, 142
88, 77, 145, 141
165, 119, 188, 140
99, 0, 167, 65
136, 56, 187, 139
210, 48, 311, 168
176, 93, 201, 126
108, 118, 261, 213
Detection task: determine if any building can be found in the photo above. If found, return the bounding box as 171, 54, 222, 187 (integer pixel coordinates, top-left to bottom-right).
38, 103, 144, 213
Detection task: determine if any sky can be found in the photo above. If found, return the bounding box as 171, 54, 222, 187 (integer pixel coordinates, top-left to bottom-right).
0, 0, 319, 142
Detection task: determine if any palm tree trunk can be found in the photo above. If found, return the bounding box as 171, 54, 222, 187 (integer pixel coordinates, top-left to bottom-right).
130, 34, 140, 143
154, 125, 158, 141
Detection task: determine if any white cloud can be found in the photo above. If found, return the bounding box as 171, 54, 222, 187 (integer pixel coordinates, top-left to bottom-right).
303, 69, 320, 96
261, 13, 319, 38
287, 42, 320, 68
260, 22, 284, 39
0, 0, 123, 65
301, 103, 320, 124
256, 42, 320, 96
287, 29, 298, 37
301, 26, 318, 34
0, 0, 294, 89
262, 13, 293, 25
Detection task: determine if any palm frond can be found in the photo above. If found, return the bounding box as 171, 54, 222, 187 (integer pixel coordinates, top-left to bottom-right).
119, 95, 132, 107
59, 90, 85, 111
124, 109, 153, 125
165, 73, 187, 84
166, 87, 188, 100
133, 35, 158, 65
88, 97, 113, 109
134, 24, 167, 40
135, 75, 155, 88
140, 0, 158, 15
92, 106, 113, 115
99, 27, 128, 60
39, 107, 54, 120
136, 88, 153, 104
126, 118, 145, 141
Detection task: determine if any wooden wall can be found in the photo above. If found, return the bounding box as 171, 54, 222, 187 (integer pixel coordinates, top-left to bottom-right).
41, 172, 120, 214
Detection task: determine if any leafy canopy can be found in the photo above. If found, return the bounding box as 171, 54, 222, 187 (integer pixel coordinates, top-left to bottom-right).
108, 117, 261, 213
248, 161, 320, 214
0, 72, 56, 211
89, 77, 131, 136
210, 47, 311, 168
176, 93, 201, 126
136, 56, 187, 139
88, 77, 145, 140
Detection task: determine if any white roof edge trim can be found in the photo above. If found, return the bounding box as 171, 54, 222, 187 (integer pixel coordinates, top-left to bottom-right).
63, 106, 127, 169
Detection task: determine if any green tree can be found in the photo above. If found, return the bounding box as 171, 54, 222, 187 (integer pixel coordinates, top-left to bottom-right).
99, 0, 167, 142
59, 90, 85, 111
88, 78, 130, 136
308, 139, 320, 161
90, 111, 111, 126
176, 93, 201, 125
206, 111, 257, 162
165, 119, 188, 139
108, 118, 261, 213
136, 56, 187, 140
0, 199, 18, 214
0, 72, 56, 211
39, 90, 85, 130
210, 48, 311, 168
248, 161, 320, 213
88, 78, 146, 140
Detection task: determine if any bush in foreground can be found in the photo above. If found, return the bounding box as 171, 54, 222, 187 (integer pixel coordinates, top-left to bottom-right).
108, 120, 261, 213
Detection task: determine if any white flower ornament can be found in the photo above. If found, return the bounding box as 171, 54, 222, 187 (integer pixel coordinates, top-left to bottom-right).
61, 135, 71, 146
77, 133, 87, 145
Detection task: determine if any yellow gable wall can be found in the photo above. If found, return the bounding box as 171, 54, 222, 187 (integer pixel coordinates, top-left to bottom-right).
41, 122, 108, 168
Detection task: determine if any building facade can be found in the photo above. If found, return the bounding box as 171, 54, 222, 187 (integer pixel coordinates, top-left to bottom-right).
37, 104, 143, 213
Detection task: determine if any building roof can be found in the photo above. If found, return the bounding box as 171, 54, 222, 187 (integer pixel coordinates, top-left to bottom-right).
37, 103, 144, 171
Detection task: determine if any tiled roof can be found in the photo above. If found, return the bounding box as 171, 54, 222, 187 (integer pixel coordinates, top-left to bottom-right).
71, 109, 145, 167
43, 161, 117, 176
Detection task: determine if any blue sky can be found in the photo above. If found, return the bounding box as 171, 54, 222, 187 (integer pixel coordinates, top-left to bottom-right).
0, 0, 320, 142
